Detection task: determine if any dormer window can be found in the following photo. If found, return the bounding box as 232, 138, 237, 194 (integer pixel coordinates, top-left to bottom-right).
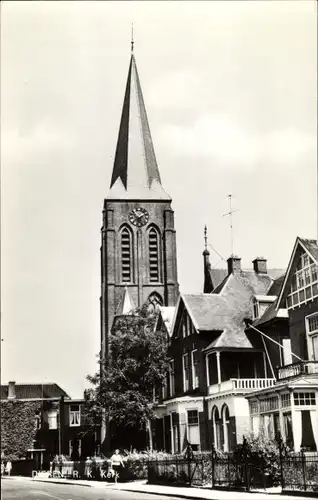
253, 295, 276, 320
286, 251, 318, 309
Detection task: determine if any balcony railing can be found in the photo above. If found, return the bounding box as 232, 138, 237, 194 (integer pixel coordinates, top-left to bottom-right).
277, 361, 318, 380
208, 378, 275, 395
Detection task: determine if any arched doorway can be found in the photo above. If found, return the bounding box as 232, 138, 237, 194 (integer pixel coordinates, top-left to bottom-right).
212, 406, 222, 450
222, 404, 230, 452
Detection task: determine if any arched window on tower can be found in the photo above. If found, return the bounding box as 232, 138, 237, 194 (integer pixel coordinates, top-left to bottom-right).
121, 227, 133, 283
147, 292, 163, 315
148, 227, 160, 282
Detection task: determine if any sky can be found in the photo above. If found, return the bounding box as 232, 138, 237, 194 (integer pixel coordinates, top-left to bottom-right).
1, 1, 317, 398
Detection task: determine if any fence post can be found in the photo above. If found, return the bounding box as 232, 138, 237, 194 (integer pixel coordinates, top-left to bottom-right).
242, 435, 250, 491
186, 442, 192, 487
211, 444, 215, 489
278, 435, 285, 491
301, 449, 307, 492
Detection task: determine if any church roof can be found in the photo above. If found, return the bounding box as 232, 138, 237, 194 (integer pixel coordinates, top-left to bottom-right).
107, 53, 170, 201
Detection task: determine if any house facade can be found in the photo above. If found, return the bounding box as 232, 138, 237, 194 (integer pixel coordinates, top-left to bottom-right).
152, 250, 285, 453
246, 238, 318, 452
0, 382, 97, 469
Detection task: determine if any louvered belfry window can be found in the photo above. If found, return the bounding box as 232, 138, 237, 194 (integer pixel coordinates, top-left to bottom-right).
121, 228, 132, 282
149, 228, 159, 282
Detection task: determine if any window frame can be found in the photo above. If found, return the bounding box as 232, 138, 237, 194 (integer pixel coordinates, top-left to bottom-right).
293, 392, 316, 406
286, 252, 318, 310
306, 312, 318, 361
191, 350, 199, 389
148, 226, 161, 283
120, 226, 133, 283
69, 404, 81, 427
169, 360, 175, 398
182, 353, 191, 393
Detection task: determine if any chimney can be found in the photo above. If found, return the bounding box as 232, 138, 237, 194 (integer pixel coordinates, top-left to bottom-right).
8, 381, 16, 399
253, 257, 267, 274
227, 256, 241, 275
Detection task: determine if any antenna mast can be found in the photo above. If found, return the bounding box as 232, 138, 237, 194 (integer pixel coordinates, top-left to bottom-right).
223, 194, 239, 256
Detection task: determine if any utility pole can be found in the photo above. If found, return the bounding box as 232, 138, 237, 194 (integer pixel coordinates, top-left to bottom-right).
223, 194, 239, 256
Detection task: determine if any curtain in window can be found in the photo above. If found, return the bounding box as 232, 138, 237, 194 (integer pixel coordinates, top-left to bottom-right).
310, 410, 318, 451
292, 410, 302, 451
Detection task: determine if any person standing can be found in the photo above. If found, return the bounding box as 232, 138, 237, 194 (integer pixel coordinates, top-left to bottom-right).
5, 460, 12, 476
110, 449, 124, 482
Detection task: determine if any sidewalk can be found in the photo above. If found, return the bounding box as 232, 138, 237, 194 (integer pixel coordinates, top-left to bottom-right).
5, 475, 313, 500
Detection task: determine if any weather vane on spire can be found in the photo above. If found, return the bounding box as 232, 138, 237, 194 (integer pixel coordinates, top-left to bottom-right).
131, 23, 134, 53
223, 194, 239, 257
204, 225, 208, 251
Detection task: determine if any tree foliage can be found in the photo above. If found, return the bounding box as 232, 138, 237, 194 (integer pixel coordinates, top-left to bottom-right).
1, 400, 41, 460
86, 308, 169, 431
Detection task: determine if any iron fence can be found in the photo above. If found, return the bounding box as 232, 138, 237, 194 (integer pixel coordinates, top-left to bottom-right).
281, 451, 318, 493
148, 440, 318, 493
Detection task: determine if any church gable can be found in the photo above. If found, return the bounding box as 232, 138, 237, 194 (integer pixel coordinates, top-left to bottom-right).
277, 237, 318, 310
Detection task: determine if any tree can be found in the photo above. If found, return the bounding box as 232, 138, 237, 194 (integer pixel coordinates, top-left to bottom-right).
86, 308, 169, 447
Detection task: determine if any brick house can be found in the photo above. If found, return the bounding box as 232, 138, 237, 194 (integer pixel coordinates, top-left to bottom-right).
152, 249, 284, 453
246, 237, 318, 451
0, 382, 98, 469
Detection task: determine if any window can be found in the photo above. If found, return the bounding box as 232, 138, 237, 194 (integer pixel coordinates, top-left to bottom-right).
212, 406, 221, 450
294, 392, 316, 406
48, 410, 58, 430
191, 350, 199, 389
169, 360, 175, 398
34, 413, 41, 430
69, 404, 81, 426
287, 250, 318, 309
249, 400, 259, 415
121, 228, 132, 282
188, 409, 199, 425
281, 393, 291, 408
259, 396, 279, 413
306, 313, 318, 361
149, 228, 160, 282
183, 353, 191, 392
147, 292, 162, 314
182, 313, 191, 338
308, 314, 318, 333
282, 338, 292, 366
187, 410, 200, 449
283, 412, 293, 447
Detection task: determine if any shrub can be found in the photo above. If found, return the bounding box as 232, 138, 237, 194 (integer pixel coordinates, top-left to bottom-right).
246, 434, 282, 486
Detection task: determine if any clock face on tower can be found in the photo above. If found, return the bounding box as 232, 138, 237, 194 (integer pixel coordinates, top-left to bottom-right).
129, 207, 149, 227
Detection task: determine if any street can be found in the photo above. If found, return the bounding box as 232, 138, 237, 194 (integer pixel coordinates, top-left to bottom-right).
1, 478, 182, 500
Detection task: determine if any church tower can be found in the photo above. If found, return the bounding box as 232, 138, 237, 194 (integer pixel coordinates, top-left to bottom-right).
100, 47, 179, 358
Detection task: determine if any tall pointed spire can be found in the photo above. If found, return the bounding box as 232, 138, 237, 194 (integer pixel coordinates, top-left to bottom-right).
203, 225, 214, 293
107, 46, 170, 200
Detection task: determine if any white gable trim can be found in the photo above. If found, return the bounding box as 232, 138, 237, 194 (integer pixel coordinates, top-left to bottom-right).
181, 295, 200, 332
276, 237, 317, 310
